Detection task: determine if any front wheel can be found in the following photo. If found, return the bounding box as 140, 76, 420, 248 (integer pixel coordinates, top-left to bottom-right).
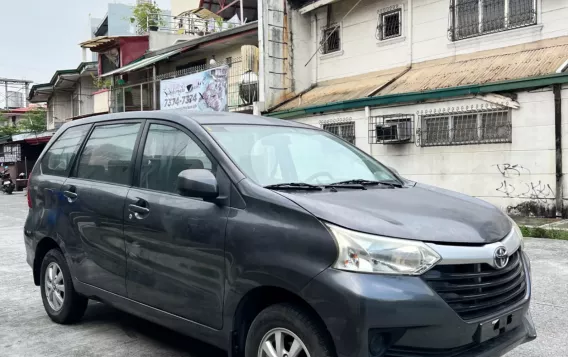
245, 304, 335, 357
40, 249, 88, 324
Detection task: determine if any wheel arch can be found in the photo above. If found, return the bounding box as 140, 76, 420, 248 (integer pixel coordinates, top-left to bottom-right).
230, 285, 336, 357
33, 237, 63, 286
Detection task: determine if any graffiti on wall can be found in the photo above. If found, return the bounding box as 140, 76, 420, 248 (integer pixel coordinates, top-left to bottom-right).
493, 163, 554, 202
493, 163, 556, 216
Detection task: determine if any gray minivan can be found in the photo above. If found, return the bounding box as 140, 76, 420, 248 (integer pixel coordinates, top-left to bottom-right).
24, 111, 536, 357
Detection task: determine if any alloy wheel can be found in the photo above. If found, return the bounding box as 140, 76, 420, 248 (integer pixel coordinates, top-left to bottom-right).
258, 328, 311, 357
45, 262, 65, 311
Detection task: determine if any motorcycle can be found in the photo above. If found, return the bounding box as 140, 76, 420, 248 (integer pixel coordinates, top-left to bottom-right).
1, 169, 15, 195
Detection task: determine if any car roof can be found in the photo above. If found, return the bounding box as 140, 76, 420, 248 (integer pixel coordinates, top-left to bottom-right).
63, 110, 316, 130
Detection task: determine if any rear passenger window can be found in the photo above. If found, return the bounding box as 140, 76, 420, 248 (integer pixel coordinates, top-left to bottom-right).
140, 124, 213, 194
76, 123, 141, 185
41, 125, 91, 176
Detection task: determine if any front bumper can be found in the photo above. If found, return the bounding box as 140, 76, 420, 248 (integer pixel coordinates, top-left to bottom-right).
300, 261, 536, 357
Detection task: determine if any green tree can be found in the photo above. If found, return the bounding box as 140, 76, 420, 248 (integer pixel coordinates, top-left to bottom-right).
18, 109, 47, 135
0, 113, 20, 137
130, 1, 165, 33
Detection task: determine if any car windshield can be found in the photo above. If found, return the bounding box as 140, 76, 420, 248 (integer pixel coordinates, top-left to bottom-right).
206, 124, 398, 187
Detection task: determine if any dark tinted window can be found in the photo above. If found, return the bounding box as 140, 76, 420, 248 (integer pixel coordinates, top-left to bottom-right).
41, 125, 90, 176
76, 123, 141, 185
140, 124, 212, 194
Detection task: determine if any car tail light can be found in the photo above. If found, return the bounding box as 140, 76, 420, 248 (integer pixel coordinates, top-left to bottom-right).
26, 173, 32, 208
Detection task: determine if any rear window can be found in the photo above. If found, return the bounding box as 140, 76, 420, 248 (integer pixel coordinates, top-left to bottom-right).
40, 125, 91, 177
75, 123, 141, 185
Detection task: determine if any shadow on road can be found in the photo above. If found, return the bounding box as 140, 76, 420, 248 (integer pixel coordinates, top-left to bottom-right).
82, 302, 227, 357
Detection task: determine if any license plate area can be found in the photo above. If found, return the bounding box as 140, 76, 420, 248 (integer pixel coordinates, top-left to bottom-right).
475, 309, 523, 343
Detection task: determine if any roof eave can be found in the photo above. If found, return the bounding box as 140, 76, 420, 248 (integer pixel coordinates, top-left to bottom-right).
147, 21, 259, 57
267, 72, 568, 119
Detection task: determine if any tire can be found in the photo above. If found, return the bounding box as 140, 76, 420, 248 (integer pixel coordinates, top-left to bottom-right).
245, 304, 335, 357
40, 249, 88, 324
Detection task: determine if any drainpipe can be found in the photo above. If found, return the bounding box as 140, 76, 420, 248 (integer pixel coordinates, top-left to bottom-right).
408, 0, 413, 66
554, 84, 563, 217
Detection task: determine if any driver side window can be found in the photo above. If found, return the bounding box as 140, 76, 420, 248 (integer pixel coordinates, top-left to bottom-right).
139, 124, 213, 194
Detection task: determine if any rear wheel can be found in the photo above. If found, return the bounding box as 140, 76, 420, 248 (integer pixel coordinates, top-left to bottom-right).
245, 304, 335, 357
40, 249, 88, 324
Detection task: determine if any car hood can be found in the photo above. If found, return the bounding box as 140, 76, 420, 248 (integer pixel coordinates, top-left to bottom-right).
278, 183, 511, 244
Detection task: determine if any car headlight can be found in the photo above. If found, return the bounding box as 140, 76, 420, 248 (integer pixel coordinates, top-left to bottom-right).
508, 216, 524, 250
326, 223, 441, 275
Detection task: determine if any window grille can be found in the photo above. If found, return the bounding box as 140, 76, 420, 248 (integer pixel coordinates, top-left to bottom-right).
418, 107, 511, 146
322, 122, 355, 144
377, 6, 403, 41
448, 0, 537, 41
368, 114, 414, 144
321, 26, 341, 54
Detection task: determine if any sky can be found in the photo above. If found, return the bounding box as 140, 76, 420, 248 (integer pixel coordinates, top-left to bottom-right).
0, 0, 170, 85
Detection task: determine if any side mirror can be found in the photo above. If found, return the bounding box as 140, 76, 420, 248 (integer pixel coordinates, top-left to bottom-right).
177, 169, 219, 200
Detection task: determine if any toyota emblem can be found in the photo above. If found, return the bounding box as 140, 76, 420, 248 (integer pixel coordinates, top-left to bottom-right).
494, 246, 509, 269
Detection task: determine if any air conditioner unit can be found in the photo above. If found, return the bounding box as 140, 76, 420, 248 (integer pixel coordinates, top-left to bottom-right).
376, 120, 412, 143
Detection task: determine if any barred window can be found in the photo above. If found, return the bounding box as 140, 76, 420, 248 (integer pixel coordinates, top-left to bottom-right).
420, 109, 511, 146
321, 26, 341, 54
377, 8, 402, 40
449, 0, 537, 41
322, 122, 355, 144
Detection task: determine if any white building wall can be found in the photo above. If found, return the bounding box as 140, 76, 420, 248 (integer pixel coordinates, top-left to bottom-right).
293, 89, 559, 215
291, 0, 568, 83
72, 76, 96, 118
47, 92, 73, 130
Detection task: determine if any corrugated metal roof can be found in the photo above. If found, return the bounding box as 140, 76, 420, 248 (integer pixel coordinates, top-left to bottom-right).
277, 67, 406, 111
379, 39, 568, 96
275, 36, 568, 112
101, 47, 189, 77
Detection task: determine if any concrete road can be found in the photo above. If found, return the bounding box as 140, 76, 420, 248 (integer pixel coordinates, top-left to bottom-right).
0, 192, 566, 356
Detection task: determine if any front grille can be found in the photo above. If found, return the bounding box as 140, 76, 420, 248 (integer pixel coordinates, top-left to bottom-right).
422, 250, 527, 321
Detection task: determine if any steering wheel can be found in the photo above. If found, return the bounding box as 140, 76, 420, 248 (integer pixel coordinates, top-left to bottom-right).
305, 172, 335, 184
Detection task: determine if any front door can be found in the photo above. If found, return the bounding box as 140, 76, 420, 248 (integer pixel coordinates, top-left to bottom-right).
124, 122, 229, 329
60, 121, 143, 296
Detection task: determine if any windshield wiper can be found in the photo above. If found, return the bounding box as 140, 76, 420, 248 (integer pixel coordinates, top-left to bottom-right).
329, 179, 403, 188
264, 182, 323, 191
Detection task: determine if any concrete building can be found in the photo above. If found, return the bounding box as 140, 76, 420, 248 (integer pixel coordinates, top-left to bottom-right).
27, 63, 99, 130
266, 0, 568, 217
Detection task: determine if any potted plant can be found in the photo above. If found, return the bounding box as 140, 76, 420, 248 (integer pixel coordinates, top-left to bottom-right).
130, 1, 165, 33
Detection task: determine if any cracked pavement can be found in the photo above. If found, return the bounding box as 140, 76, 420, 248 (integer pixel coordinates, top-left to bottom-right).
0, 192, 565, 356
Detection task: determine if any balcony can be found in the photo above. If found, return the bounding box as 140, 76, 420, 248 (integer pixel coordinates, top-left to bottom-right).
109, 55, 258, 113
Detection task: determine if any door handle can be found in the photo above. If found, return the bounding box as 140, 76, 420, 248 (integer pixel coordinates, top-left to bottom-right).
63, 191, 78, 199
128, 204, 150, 214
128, 203, 150, 220
63, 186, 78, 202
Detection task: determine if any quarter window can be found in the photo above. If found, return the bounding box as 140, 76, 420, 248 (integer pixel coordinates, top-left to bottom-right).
75, 123, 141, 185
139, 124, 213, 194
40, 125, 91, 177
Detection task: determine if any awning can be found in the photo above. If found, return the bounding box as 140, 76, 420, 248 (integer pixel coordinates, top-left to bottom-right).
80, 36, 120, 49
299, 0, 341, 14
101, 47, 189, 77
274, 36, 568, 113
